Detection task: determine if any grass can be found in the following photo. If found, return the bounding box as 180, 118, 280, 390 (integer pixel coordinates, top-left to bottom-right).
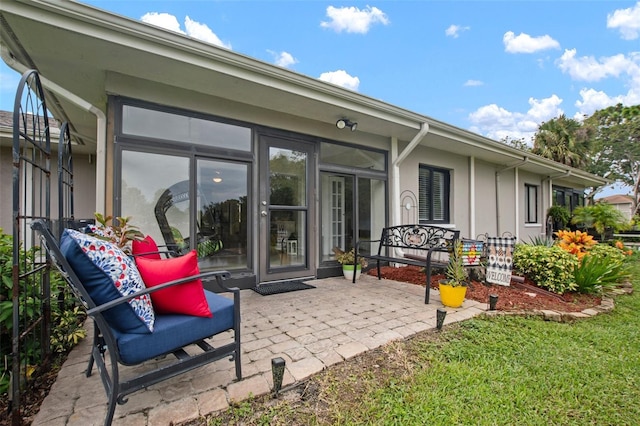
194, 253, 640, 426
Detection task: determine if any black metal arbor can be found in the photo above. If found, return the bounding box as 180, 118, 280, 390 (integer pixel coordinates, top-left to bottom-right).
4, 69, 74, 425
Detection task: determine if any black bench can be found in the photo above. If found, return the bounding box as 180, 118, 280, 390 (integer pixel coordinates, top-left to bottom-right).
353, 224, 460, 304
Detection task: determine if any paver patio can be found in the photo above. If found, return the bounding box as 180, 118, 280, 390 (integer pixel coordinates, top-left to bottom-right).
32, 274, 487, 425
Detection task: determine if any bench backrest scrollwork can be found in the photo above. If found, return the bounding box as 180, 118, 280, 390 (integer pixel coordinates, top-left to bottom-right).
379, 225, 460, 254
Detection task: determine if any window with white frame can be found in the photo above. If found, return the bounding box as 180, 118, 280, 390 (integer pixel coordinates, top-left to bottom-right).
419, 164, 450, 224
525, 184, 538, 223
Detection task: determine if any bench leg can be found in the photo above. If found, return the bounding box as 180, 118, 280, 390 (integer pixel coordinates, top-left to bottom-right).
425, 268, 431, 304
376, 260, 381, 280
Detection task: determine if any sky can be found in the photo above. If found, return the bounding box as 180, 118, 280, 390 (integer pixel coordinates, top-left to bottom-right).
0, 0, 638, 195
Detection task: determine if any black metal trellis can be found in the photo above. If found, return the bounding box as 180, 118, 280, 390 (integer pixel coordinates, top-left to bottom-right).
9, 69, 51, 425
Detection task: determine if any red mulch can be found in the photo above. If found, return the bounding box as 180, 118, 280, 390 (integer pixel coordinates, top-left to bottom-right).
369, 265, 601, 312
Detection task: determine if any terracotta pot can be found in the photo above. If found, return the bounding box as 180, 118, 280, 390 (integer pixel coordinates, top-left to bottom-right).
438, 279, 467, 308
342, 264, 362, 281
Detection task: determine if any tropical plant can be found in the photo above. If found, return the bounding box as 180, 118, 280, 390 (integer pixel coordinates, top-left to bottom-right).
532, 114, 593, 168
444, 241, 468, 287
571, 203, 628, 240
573, 254, 628, 295
512, 244, 579, 294
91, 213, 144, 253
555, 229, 597, 259
334, 248, 367, 268
526, 235, 555, 247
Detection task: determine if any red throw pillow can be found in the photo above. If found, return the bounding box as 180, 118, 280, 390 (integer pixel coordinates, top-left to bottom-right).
135, 250, 212, 317
132, 235, 162, 260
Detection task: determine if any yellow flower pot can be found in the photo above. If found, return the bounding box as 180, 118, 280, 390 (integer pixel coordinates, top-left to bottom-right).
438, 280, 467, 308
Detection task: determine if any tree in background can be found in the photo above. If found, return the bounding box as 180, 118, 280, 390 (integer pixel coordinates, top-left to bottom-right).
532, 114, 594, 169
584, 104, 640, 217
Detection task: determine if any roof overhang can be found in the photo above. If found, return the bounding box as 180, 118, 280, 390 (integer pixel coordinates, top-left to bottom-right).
0, 0, 609, 189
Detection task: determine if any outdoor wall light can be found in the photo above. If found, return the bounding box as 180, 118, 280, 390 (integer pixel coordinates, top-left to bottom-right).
336, 118, 358, 131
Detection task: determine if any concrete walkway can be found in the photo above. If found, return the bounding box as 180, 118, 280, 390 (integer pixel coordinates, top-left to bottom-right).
32, 275, 487, 425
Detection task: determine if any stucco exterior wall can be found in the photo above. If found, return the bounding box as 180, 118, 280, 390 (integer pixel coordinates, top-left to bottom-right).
0, 148, 96, 231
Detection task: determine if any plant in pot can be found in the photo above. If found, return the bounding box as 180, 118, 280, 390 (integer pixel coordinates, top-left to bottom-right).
438, 241, 469, 308
333, 247, 367, 280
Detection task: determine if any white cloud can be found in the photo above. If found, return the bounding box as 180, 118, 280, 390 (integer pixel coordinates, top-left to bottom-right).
607, 1, 640, 40
464, 79, 483, 87
318, 70, 360, 91
269, 51, 298, 68
140, 12, 230, 49
141, 12, 184, 33
468, 95, 564, 143
503, 31, 560, 54
184, 16, 230, 48
445, 24, 470, 38
556, 48, 638, 82
320, 6, 389, 34
575, 87, 640, 118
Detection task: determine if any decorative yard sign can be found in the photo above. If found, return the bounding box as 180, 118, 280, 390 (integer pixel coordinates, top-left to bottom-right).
485, 236, 516, 286
460, 240, 483, 266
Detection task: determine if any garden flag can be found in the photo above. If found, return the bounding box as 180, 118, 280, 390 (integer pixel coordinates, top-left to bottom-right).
485, 236, 516, 286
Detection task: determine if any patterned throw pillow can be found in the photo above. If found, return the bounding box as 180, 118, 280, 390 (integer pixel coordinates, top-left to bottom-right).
60, 229, 155, 333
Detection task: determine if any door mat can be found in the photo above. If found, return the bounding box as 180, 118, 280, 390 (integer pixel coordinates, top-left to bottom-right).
252, 280, 316, 296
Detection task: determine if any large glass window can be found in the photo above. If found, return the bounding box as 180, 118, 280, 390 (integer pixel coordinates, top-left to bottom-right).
122, 105, 251, 151
553, 186, 585, 214
525, 184, 538, 223
419, 164, 450, 224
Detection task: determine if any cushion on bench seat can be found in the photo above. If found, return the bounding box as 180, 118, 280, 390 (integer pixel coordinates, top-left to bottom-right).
112, 290, 235, 365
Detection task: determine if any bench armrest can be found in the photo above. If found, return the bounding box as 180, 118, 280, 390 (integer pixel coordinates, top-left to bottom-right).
87, 270, 234, 316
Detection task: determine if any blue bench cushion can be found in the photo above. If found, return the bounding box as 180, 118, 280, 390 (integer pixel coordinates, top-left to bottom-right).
113, 290, 235, 365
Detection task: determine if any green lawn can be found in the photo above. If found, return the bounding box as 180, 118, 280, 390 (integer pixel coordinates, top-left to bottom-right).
203, 254, 640, 426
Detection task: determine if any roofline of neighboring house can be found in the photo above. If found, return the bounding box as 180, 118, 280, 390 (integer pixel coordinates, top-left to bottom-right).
1, 0, 609, 188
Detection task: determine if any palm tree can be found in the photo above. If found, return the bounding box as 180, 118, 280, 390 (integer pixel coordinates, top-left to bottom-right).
532, 115, 593, 169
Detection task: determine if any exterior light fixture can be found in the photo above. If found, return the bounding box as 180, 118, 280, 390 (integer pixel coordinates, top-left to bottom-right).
271, 357, 286, 396
336, 118, 358, 131
436, 308, 447, 330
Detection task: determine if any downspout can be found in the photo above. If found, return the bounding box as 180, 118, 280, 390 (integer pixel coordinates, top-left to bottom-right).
391, 122, 430, 227
469, 156, 475, 238
390, 122, 429, 259
495, 156, 528, 235
1, 44, 107, 214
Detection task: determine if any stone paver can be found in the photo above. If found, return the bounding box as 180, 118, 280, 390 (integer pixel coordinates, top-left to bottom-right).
32, 275, 493, 426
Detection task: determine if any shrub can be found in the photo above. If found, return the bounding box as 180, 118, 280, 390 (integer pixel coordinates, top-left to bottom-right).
513, 244, 578, 294
555, 230, 596, 259
573, 255, 627, 294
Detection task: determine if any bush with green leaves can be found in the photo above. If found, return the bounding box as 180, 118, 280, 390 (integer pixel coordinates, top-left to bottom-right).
513, 244, 579, 294
0, 228, 86, 395
573, 255, 628, 294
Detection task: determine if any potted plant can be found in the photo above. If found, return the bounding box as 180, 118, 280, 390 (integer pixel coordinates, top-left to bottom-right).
90, 213, 144, 254
546, 205, 571, 232
438, 241, 469, 307
333, 247, 367, 280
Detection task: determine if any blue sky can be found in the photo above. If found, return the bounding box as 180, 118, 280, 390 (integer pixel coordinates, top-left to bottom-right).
0, 1, 638, 194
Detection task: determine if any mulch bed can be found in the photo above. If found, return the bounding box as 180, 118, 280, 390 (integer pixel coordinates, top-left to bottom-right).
368, 265, 601, 312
